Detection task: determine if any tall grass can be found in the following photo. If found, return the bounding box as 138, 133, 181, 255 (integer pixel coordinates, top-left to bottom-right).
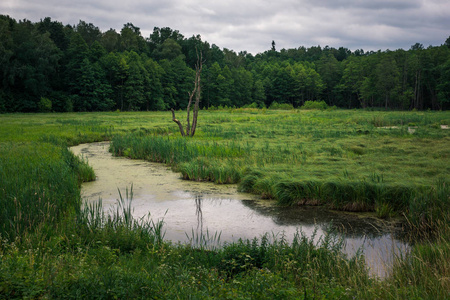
0, 142, 94, 240
74, 186, 166, 252
110, 132, 245, 183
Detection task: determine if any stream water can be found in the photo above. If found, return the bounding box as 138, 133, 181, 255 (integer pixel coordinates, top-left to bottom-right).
71, 142, 409, 278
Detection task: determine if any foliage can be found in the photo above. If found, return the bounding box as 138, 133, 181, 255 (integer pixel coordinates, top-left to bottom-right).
38, 97, 52, 112
301, 100, 329, 110
1, 15, 450, 112
268, 102, 295, 110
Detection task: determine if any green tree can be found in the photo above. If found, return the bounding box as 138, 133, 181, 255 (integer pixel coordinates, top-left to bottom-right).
376, 55, 400, 109
202, 62, 221, 108
141, 54, 164, 110
252, 79, 266, 107
153, 38, 184, 61
119, 23, 147, 53
231, 67, 253, 107
5, 19, 61, 111
436, 58, 450, 109
292, 62, 324, 105
341, 57, 366, 107
149, 27, 184, 55
0, 16, 15, 111
317, 53, 342, 105
206, 44, 224, 67
75, 20, 101, 46
37, 17, 69, 51
217, 65, 234, 107
159, 57, 194, 110
420, 46, 450, 109
89, 41, 107, 62
71, 58, 113, 111
100, 29, 120, 52
123, 51, 147, 110
65, 32, 90, 109
182, 34, 205, 68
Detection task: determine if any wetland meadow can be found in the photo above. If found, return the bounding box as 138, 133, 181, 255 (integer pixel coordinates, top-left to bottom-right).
0, 108, 449, 299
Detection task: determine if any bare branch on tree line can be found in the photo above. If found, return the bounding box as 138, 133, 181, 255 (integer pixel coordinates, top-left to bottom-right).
171, 50, 204, 137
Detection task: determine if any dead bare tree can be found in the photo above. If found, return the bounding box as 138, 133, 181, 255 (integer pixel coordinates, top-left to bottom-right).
171, 50, 203, 137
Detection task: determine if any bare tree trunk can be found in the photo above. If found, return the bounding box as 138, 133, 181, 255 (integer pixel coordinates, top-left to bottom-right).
171, 109, 185, 136
171, 50, 203, 137
186, 88, 195, 135
190, 64, 202, 137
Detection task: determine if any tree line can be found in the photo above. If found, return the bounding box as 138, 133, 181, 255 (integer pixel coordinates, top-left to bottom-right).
1, 15, 449, 112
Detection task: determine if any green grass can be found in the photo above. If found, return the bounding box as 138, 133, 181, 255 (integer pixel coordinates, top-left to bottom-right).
0, 142, 94, 241
0, 108, 449, 298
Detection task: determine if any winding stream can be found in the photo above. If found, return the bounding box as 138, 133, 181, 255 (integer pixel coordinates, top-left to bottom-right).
71, 142, 409, 278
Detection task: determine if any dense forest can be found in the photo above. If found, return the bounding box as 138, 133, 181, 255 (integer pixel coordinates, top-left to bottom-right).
1, 15, 449, 112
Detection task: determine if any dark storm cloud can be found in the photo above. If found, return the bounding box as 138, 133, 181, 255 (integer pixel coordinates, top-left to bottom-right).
1, 0, 449, 54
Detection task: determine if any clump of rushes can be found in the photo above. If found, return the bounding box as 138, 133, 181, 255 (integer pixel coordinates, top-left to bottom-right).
179, 158, 241, 183
388, 219, 450, 298
110, 133, 246, 181
407, 178, 450, 236
74, 186, 166, 252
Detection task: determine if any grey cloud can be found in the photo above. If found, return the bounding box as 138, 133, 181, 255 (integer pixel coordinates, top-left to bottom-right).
303, 0, 422, 10
0, 0, 448, 54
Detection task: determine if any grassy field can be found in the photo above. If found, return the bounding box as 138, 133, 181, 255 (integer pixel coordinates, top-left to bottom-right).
0, 108, 449, 298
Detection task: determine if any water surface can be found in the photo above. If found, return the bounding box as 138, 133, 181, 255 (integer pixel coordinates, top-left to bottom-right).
71, 142, 409, 277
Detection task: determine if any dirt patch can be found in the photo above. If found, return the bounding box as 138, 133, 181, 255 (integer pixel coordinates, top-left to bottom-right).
379, 126, 399, 129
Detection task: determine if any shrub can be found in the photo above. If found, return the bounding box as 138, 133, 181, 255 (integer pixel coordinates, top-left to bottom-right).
242, 102, 261, 109
301, 100, 329, 110
269, 102, 294, 110
38, 97, 52, 112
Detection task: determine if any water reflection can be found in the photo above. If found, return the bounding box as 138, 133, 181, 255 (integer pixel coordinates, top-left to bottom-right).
71, 142, 409, 278
240, 200, 406, 240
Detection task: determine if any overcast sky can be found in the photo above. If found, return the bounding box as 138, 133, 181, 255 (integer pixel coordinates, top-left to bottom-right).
2, 0, 449, 54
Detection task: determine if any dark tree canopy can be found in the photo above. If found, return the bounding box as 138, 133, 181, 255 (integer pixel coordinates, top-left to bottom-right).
1, 14, 449, 113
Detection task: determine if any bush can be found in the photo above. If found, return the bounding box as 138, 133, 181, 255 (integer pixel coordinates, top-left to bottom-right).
38, 97, 52, 112
242, 102, 262, 109
268, 102, 294, 110
301, 100, 329, 110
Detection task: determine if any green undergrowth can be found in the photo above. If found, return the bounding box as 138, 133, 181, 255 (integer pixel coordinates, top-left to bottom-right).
0, 142, 94, 241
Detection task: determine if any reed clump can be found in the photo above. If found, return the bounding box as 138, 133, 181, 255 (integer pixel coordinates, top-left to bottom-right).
110, 133, 246, 183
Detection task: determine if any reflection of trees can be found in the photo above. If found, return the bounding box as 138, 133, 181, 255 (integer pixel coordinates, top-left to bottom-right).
190, 194, 223, 249
195, 194, 203, 232
240, 200, 407, 241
